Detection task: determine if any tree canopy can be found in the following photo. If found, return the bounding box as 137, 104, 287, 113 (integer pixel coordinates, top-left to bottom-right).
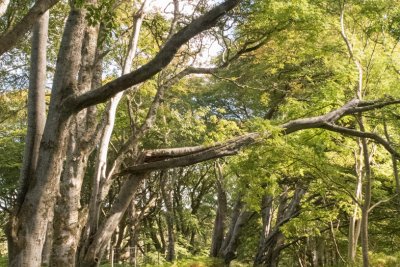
1, 0, 400, 266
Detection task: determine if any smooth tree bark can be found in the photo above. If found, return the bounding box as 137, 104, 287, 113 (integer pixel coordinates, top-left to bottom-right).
17, 11, 48, 213
7, 7, 48, 266
210, 162, 227, 257
85, 0, 149, 245
50, 10, 100, 266
9, 3, 88, 266
160, 171, 176, 262
254, 185, 306, 267
348, 141, 363, 263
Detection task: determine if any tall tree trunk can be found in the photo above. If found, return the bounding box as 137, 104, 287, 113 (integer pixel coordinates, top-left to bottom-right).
18, 10, 48, 208
340, 5, 369, 265
359, 117, 371, 267
161, 171, 176, 262
8, 5, 47, 265
210, 162, 227, 257
254, 185, 306, 267
254, 195, 273, 264
348, 140, 363, 263
50, 16, 99, 266
9, 5, 87, 266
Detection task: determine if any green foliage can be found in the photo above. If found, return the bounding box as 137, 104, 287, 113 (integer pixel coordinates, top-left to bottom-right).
0, 256, 7, 267
3, 0, 400, 266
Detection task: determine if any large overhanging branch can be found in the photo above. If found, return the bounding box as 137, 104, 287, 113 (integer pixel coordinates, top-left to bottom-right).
119, 97, 400, 175
63, 0, 241, 112
119, 133, 260, 174
0, 0, 60, 56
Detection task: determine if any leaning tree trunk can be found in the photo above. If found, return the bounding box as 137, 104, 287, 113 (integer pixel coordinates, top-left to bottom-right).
83, 1, 148, 251
80, 173, 149, 267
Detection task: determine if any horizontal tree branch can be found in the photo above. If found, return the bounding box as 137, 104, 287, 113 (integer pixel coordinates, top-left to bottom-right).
120, 97, 400, 175
368, 194, 398, 213
119, 133, 260, 174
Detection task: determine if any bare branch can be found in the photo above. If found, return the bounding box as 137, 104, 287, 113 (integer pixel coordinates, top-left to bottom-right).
368, 194, 397, 213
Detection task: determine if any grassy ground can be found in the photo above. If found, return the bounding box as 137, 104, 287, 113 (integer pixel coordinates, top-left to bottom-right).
99, 256, 227, 267
0, 256, 7, 267
99, 257, 251, 267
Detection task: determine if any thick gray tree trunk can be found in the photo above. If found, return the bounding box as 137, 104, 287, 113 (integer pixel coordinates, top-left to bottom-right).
50, 14, 99, 267
18, 10, 48, 211
7, 7, 48, 266
9, 6, 87, 266
254, 186, 306, 267
161, 172, 176, 262
210, 162, 227, 257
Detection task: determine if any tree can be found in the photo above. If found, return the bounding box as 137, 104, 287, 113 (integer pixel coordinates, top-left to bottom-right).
2, 0, 400, 266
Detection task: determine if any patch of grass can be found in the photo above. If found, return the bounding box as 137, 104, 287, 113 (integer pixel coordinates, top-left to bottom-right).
0, 256, 8, 267
153, 256, 224, 267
